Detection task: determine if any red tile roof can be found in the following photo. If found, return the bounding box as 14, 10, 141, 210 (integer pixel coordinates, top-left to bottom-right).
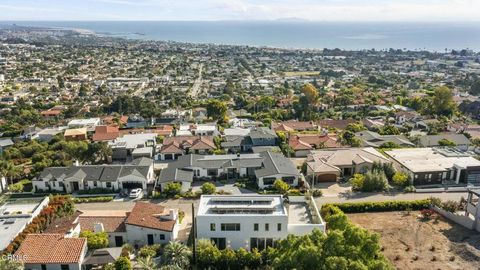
78, 216, 126, 233
125, 202, 176, 232
92, 125, 120, 141
15, 234, 86, 264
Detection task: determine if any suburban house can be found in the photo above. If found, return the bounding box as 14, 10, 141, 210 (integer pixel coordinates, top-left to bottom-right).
317, 119, 357, 131
124, 202, 180, 247
249, 127, 278, 146
355, 130, 415, 148
110, 133, 157, 160
394, 111, 421, 125
176, 123, 218, 136
418, 133, 471, 150
68, 117, 101, 131
15, 234, 87, 270
77, 210, 128, 247
64, 128, 88, 141
101, 115, 129, 127
0, 137, 14, 154
288, 134, 343, 157
385, 148, 480, 186
271, 120, 319, 133
126, 115, 151, 128
221, 135, 253, 153
92, 125, 120, 142
158, 136, 216, 160
305, 148, 391, 183
83, 247, 123, 269
157, 151, 301, 191
35, 128, 63, 142
40, 106, 65, 119
196, 195, 325, 250
34, 157, 155, 193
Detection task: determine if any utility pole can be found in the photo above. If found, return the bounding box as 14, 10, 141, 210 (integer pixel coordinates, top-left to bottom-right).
192, 202, 197, 267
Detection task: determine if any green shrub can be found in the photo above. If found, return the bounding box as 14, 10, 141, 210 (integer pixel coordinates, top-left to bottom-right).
403, 185, 416, 193
350, 174, 365, 191
312, 189, 323, 197
362, 170, 388, 192
392, 172, 410, 186
201, 182, 216, 195
80, 230, 109, 249
73, 196, 113, 203
114, 256, 132, 270
325, 199, 431, 213
273, 179, 290, 194
163, 182, 182, 198
138, 244, 161, 258
441, 200, 460, 213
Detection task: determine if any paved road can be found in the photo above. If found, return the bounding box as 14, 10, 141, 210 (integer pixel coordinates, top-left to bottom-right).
189, 64, 203, 97
315, 191, 469, 205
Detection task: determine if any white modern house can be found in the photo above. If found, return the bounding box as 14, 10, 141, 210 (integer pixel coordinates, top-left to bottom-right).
67, 117, 101, 131
196, 195, 325, 250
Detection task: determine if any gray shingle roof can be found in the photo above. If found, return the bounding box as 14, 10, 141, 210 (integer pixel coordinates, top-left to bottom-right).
255, 151, 299, 178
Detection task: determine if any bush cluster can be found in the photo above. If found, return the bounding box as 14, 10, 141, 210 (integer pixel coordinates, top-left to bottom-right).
73, 196, 113, 203
3, 195, 75, 254
324, 199, 431, 213
77, 188, 117, 195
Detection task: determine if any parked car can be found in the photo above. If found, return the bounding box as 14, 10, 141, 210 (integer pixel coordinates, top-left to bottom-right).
129, 188, 143, 199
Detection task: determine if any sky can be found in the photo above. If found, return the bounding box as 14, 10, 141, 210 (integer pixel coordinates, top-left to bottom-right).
0, 0, 479, 22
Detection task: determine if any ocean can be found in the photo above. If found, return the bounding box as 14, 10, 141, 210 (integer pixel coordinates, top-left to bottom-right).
4, 21, 480, 51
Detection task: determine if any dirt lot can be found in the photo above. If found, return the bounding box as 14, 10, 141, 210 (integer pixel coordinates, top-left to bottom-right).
347, 211, 480, 270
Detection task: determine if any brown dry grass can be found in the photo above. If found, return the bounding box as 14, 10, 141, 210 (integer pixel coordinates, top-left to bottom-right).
347, 211, 480, 270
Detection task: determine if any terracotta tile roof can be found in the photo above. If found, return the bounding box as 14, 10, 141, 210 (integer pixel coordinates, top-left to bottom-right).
190, 137, 216, 150
289, 134, 342, 150
272, 121, 317, 132
317, 119, 357, 130
125, 202, 176, 232
160, 141, 184, 154
44, 211, 81, 234
15, 234, 86, 264
92, 125, 120, 141
78, 216, 126, 233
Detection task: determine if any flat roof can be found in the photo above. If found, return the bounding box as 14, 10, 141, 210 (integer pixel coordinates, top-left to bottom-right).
197, 195, 287, 216
386, 148, 480, 173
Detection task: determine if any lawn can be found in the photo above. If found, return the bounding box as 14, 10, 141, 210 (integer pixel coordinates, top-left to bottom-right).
348, 211, 480, 270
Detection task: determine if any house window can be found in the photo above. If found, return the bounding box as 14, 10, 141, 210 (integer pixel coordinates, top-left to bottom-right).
106, 182, 112, 188
221, 223, 240, 231
160, 234, 165, 240
210, 223, 216, 231
263, 178, 276, 185
60, 265, 70, 270
282, 176, 295, 185
265, 223, 269, 231
254, 223, 259, 231
41, 265, 47, 270
211, 237, 226, 249
277, 223, 282, 231
207, 169, 218, 176
93, 181, 98, 187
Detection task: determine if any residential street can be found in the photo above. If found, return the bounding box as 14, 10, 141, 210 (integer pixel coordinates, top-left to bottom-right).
315, 191, 469, 204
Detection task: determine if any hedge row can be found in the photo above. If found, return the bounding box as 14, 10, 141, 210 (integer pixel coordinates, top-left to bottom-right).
73, 196, 114, 203
324, 199, 431, 213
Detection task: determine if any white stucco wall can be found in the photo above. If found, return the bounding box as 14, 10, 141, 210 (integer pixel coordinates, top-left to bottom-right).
196, 214, 288, 250
125, 224, 177, 247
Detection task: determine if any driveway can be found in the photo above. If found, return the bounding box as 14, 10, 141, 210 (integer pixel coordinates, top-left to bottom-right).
315, 182, 352, 197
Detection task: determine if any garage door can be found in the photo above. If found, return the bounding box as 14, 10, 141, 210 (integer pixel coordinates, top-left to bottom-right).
122, 182, 143, 189
317, 174, 337, 182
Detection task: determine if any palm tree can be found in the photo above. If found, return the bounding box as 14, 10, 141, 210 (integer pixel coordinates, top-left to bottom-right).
161, 241, 191, 269
136, 255, 159, 270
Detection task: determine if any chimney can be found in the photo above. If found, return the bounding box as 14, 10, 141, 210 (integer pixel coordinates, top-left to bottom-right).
74, 160, 80, 166
93, 222, 105, 233
167, 209, 177, 221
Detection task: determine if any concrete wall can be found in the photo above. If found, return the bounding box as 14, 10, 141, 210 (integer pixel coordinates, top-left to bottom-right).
125, 224, 176, 247
433, 206, 475, 230
196, 214, 288, 250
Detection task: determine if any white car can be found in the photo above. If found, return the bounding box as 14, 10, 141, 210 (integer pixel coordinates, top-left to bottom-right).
129, 188, 143, 199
